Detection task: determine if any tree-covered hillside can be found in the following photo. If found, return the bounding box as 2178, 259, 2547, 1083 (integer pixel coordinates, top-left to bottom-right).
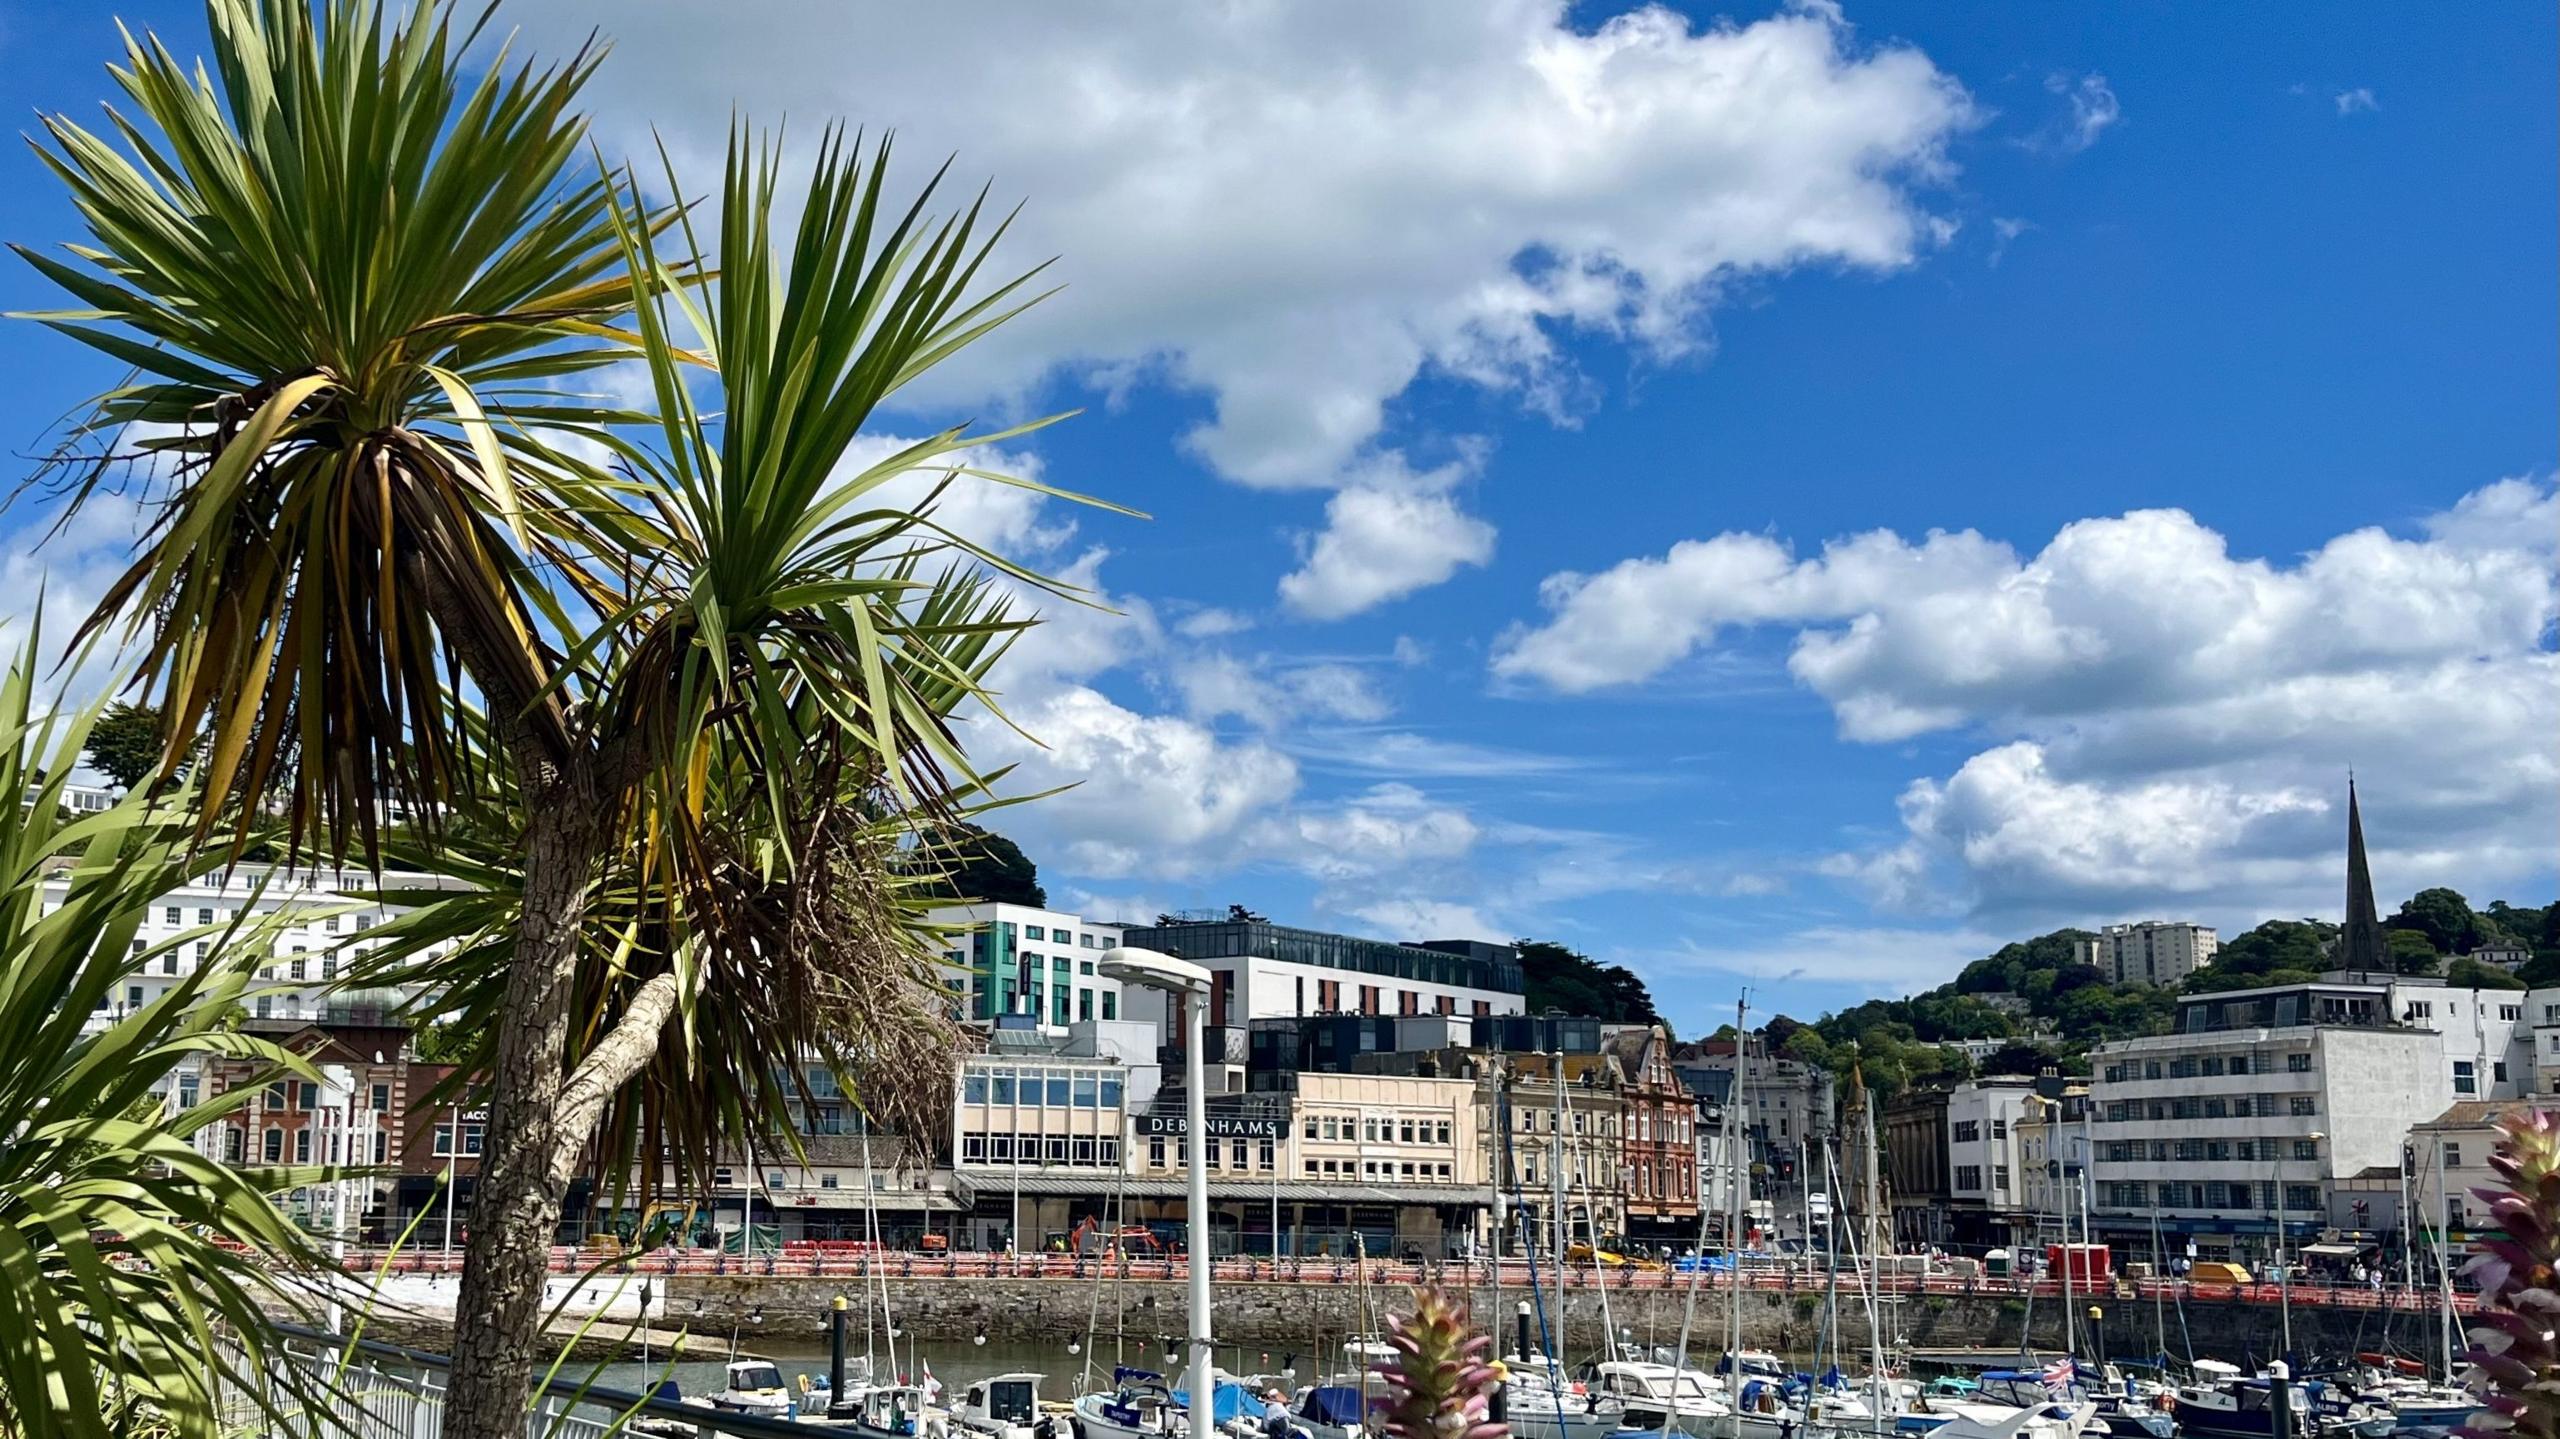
1778, 887, 2556, 1097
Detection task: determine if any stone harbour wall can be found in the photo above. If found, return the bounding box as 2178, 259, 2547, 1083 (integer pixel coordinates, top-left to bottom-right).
648, 1273, 2414, 1368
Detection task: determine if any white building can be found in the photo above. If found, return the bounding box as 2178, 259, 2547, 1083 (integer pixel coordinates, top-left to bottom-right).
2527, 987, 2560, 1094
929, 901, 1129, 1037
1110, 915, 1527, 1034
2085, 975, 2527, 1263
2089, 920, 2219, 988
1945, 1077, 2033, 1230
49, 863, 455, 1032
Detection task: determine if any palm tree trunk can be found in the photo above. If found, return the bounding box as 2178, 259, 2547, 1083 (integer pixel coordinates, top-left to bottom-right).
441, 792, 605, 1439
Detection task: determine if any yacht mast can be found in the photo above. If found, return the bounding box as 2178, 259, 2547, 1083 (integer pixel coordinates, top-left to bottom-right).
1724, 999, 1750, 1394
1859, 1084, 1889, 1433
1553, 1047, 1570, 1374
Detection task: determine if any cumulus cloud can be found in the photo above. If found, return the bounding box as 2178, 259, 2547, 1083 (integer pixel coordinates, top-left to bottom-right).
1279, 459, 1498, 619
2335, 88, 2380, 116
514, 0, 1977, 607
1499, 477, 2560, 926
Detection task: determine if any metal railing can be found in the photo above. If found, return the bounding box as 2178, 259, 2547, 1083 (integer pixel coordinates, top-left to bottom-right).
249, 1326, 815, 1439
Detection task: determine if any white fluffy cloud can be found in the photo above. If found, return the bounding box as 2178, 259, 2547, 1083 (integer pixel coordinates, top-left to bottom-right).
1279, 462, 1499, 619
514, 0, 1977, 610
1500, 477, 2560, 925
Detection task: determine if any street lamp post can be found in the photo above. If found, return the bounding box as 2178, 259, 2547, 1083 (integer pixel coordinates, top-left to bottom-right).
2277, 1130, 2326, 1364
1102, 947, 1217, 1435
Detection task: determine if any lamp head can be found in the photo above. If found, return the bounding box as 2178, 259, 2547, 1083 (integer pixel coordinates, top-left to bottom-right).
1099, 946, 1213, 996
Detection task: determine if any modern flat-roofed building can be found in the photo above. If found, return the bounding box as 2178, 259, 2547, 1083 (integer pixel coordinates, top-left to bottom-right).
1112, 912, 1527, 1034
50, 863, 462, 1033
2091, 920, 2219, 987
930, 901, 1129, 1036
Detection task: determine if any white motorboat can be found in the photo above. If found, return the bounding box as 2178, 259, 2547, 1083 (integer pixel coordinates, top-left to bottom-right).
848, 1384, 948, 1439
1502, 1375, 1641, 1439
956, 1373, 1048, 1439
708, 1358, 793, 1419
1076, 1369, 1186, 1439
1928, 1401, 2099, 1439
1588, 1361, 1733, 1436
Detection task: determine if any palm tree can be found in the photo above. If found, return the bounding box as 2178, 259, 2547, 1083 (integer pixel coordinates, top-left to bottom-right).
0, 631, 339, 1439
17, 2, 1098, 1433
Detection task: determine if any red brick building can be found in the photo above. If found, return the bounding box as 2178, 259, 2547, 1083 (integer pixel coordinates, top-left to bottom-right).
1604, 1023, 1699, 1243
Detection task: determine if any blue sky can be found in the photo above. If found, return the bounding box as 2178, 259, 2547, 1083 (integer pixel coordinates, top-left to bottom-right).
1, 1, 2552, 1034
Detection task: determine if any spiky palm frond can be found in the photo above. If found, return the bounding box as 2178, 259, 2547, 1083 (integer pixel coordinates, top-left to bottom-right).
0, 631, 338, 1439
13, 0, 656, 865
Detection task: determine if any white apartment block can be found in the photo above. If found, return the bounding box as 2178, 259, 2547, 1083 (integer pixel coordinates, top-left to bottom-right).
1946, 1077, 2034, 1219
2525, 987, 2560, 1093
50, 863, 454, 1031
1111, 917, 1528, 1034
2082, 920, 2220, 987
2086, 976, 2527, 1262
930, 902, 1129, 1036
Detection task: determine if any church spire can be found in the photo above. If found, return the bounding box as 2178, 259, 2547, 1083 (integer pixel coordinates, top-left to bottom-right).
2338, 779, 2389, 973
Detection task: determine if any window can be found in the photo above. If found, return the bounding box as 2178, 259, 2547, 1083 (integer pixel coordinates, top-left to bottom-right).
1303, 1117, 1318, 1139
160, 950, 176, 975
767, 1171, 787, 1189
197, 907, 214, 926
295, 1130, 312, 1163
1047, 1136, 1068, 1164
2292, 1138, 2318, 1160
264, 1128, 284, 1162
1074, 1073, 1099, 1109
1025, 926, 1045, 940
2283, 1183, 2319, 1212
1955, 1165, 1983, 1190
2286, 1051, 2313, 1073
1232, 1140, 1248, 1169
991, 1070, 1015, 1104
165, 906, 181, 927
1101, 993, 1117, 1021
965, 1072, 988, 1104
289, 957, 307, 981
2289, 1095, 2317, 1116
991, 1134, 1015, 1162
1991, 1118, 2008, 1139
1149, 1135, 1166, 1169
1205, 1140, 1222, 1170
2496, 1061, 2510, 1083
370, 1083, 390, 1112
1952, 1120, 1980, 1143
2444, 1142, 2462, 1169
1994, 1165, 2010, 1190
1259, 1139, 1276, 1170
1046, 1074, 1070, 1107
2454, 1061, 2478, 1096
963, 1134, 986, 1163
2502, 1005, 2524, 1022
298, 1082, 317, 1109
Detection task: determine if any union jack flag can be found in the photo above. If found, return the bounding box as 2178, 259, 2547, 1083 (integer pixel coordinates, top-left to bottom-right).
2041, 1358, 2077, 1392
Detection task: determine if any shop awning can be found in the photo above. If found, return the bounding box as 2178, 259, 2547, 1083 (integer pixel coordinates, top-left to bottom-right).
2300, 1242, 2366, 1258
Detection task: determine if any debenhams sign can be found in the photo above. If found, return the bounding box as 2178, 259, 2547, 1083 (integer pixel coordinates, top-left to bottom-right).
1136, 1115, 1284, 1139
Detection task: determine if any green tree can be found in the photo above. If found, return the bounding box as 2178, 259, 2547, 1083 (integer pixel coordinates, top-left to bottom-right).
2390, 887, 2480, 954
81, 700, 176, 790
2388, 928, 2442, 975
23, 4, 1091, 1432
915, 823, 1047, 906
2192, 919, 2337, 991
2445, 957, 2528, 992
1516, 939, 1664, 1027
0, 635, 337, 1439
